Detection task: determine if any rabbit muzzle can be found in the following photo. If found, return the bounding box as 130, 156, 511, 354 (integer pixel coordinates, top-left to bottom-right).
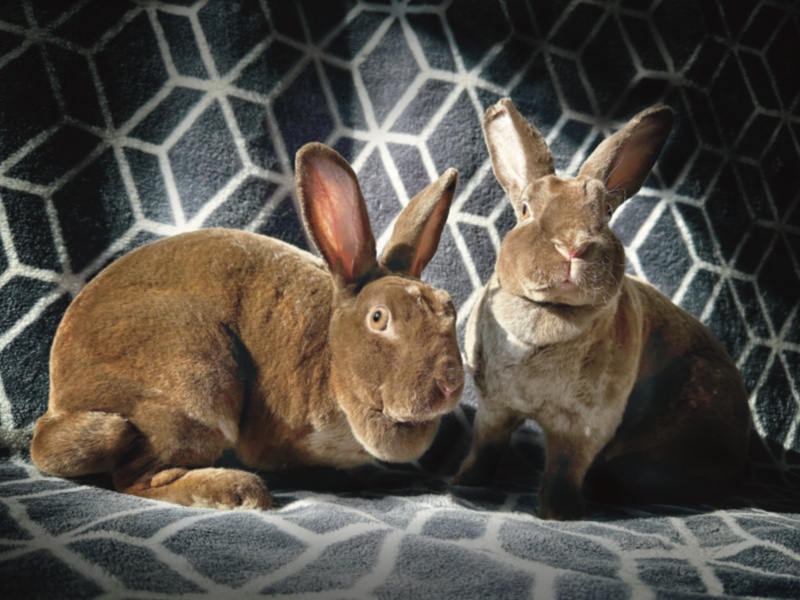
379, 355, 464, 425
497, 220, 624, 309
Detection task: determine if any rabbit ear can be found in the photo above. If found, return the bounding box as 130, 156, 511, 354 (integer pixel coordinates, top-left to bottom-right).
579, 106, 674, 206
296, 143, 377, 284
483, 98, 555, 205
381, 168, 457, 278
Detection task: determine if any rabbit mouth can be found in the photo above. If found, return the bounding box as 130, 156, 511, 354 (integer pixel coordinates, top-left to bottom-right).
372, 408, 432, 427
374, 391, 458, 426
371, 371, 463, 426
521, 285, 596, 311
526, 282, 582, 304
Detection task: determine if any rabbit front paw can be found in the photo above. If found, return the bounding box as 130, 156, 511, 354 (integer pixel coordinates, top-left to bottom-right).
538, 475, 585, 521
452, 441, 508, 487
126, 467, 273, 510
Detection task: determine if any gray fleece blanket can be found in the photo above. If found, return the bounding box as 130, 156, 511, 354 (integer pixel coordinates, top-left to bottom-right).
1, 0, 799, 598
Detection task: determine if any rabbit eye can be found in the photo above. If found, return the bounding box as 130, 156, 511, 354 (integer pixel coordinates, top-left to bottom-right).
368, 306, 390, 332
604, 203, 614, 223
521, 202, 532, 219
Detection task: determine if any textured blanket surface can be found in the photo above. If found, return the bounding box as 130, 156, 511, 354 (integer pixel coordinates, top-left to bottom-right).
1, 0, 799, 598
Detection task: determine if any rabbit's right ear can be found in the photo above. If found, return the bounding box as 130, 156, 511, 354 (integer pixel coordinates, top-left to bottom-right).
483, 98, 555, 207
381, 168, 457, 278
296, 143, 377, 285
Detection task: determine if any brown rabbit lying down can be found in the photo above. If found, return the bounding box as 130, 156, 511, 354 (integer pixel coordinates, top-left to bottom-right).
31, 143, 464, 510
455, 99, 751, 520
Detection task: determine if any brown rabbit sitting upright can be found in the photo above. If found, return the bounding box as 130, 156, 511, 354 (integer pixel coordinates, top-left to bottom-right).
31, 142, 464, 510
454, 99, 750, 520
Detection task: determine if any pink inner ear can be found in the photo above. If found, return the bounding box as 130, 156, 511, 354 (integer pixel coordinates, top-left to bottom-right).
605, 117, 670, 196
489, 109, 529, 185
305, 156, 370, 281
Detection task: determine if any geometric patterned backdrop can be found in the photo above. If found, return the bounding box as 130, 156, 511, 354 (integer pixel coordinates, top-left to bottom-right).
1, 1, 799, 598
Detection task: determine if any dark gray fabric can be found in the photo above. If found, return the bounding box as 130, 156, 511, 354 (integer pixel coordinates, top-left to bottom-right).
1, 0, 798, 597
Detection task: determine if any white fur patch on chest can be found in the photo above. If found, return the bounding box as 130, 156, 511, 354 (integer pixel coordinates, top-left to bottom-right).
305, 420, 370, 468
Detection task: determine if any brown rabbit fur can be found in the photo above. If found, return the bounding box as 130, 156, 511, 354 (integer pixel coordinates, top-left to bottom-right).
454, 99, 750, 520
31, 142, 464, 510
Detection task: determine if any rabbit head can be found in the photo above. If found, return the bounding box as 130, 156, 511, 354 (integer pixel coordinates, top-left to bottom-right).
295, 143, 464, 463
484, 99, 673, 309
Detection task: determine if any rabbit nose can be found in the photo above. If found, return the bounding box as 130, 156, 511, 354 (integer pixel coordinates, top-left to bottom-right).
423, 364, 463, 416
555, 242, 590, 260
435, 360, 464, 398
437, 380, 455, 398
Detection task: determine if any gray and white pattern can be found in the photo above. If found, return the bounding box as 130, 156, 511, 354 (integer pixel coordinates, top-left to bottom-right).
1, 0, 799, 598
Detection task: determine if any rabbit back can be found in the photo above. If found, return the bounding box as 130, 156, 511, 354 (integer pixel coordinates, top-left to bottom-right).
600, 276, 750, 467
464, 269, 750, 513
43, 228, 367, 473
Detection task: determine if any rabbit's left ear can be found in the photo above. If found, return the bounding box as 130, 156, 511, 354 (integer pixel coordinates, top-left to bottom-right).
296, 143, 377, 285
381, 168, 458, 278
482, 98, 555, 208
579, 106, 674, 207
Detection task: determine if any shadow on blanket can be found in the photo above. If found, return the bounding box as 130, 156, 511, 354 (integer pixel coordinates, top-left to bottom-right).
44, 407, 799, 520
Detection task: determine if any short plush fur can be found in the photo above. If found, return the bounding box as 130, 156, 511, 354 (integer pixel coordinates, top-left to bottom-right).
455, 99, 751, 520
31, 143, 464, 510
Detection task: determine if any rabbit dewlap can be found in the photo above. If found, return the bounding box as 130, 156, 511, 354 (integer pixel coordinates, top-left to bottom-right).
31, 143, 464, 509
455, 99, 750, 520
